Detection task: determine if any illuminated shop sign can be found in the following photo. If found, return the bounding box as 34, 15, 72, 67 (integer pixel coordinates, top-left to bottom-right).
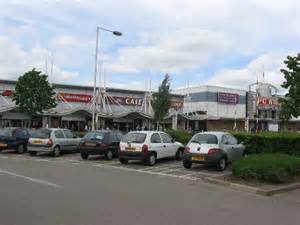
218, 92, 239, 104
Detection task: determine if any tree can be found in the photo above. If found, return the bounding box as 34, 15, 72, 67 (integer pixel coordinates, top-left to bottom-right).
279, 53, 300, 120
151, 74, 171, 127
12, 68, 57, 117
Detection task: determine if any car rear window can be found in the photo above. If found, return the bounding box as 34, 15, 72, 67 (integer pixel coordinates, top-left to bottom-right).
190, 134, 218, 144
84, 132, 106, 140
0, 128, 13, 137
31, 129, 51, 139
122, 133, 146, 143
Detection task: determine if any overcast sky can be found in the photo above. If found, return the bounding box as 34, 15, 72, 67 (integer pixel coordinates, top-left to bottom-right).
0, 0, 299, 92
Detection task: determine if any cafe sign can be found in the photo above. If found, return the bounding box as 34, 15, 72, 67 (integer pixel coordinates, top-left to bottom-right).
218, 92, 239, 104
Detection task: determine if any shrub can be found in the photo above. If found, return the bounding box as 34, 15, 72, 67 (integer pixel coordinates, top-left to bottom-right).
166, 129, 192, 145
232, 154, 300, 183
233, 132, 300, 156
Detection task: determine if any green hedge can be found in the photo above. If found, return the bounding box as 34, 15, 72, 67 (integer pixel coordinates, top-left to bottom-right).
232, 154, 300, 183
233, 132, 300, 156
166, 129, 192, 145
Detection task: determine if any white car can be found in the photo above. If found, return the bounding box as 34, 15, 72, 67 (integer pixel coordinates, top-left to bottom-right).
119, 131, 184, 166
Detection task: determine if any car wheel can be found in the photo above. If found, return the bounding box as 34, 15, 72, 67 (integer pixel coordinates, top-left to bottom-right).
105, 150, 113, 160
28, 151, 37, 156
175, 148, 184, 160
119, 158, 128, 164
52, 146, 60, 157
183, 160, 192, 169
147, 153, 156, 166
80, 152, 89, 160
243, 151, 248, 158
216, 157, 227, 171
16, 144, 25, 154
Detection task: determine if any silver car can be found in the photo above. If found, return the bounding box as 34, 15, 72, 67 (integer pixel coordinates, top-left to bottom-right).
28, 128, 81, 157
182, 132, 245, 171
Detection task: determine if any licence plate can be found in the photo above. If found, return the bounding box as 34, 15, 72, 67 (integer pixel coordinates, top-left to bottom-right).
85, 142, 96, 147
192, 156, 205, 161
125, 147, 136, 151
33, 140, 43, 144
0, 143, 7, 147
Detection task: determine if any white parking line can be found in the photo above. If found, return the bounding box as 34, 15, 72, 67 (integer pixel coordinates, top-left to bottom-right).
0, 168, 62, 189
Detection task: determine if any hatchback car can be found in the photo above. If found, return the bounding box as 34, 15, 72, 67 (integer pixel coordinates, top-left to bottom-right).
79, 130, 123, 160
28, 128, 81, 157
119, 131, 184, 166
183, 132, 245, 171
0, 127, 30, 153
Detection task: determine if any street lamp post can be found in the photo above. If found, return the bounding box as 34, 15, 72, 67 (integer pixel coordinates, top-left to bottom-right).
91, 26, 122, 131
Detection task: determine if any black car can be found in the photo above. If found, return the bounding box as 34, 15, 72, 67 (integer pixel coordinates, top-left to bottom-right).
0, 127, 31, 153
79, 130, 123, 160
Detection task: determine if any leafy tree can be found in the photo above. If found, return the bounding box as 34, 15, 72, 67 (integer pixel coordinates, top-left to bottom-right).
280, 54, 300, 120
151, 74, 171, 127
12, 68, 57, 117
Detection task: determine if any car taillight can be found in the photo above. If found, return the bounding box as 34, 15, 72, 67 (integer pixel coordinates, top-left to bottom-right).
184, 147, 190, 153
142, 144, 148, 154
208, 148, 220, 155
47, 139, 53, 146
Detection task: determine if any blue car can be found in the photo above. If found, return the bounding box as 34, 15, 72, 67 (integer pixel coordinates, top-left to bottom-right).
0, 127, 31, 154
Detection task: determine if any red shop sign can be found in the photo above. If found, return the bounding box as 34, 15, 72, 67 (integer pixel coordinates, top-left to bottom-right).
58, 92, 92, 103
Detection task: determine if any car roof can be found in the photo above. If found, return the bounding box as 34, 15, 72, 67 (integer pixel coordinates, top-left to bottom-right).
127, 130, 166, 135
193, 131, 229, 138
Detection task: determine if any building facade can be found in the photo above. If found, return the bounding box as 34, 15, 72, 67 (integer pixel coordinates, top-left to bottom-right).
173, 85, 247, 131
0, 80, 185, 131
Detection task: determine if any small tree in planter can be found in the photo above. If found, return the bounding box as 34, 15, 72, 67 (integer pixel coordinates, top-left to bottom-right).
151, 74, 171, 130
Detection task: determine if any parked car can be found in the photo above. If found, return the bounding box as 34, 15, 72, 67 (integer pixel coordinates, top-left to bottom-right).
28, 128, 81, 157
119, 131, 184, 166
79, 130, 123, 160
0, 127, 30, 153
182, 132, 246, 171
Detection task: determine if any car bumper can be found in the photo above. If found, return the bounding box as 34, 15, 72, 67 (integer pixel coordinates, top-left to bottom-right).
79, 146, 108, 155
183, 152, 223, 165
27, 145, 53, 153
119, 151, 147, 161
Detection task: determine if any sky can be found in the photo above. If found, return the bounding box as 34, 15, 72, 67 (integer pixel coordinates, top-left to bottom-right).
0, 0, 299, 93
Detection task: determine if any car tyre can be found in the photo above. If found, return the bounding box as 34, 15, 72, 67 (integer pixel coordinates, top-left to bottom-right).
147, 153, 156, 166
16, 144, 25, 154
80, 152, 89, 160
105, 150, 113, 160
52, 146, 60, 157
175, 148, 184, 160
183, 160, 192, 169
119, 158, 128, 164
28, 151, 37, 156
216, 157, 227, 171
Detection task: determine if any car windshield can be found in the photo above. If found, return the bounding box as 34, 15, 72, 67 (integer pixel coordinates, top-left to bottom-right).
122, 133, 146, 143
0, 128, 13, 137
31, 129, 51, 139
84, 132, 105, 140
190, 134, 218, 144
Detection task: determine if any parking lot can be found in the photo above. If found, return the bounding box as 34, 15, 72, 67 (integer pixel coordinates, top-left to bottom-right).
0, 150, 230, 181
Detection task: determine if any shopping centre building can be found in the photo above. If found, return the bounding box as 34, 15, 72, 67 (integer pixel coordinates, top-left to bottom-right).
0, 79, 185, 131
1, 79, 299, 132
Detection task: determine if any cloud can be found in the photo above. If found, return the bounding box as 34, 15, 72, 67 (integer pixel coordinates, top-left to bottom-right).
205, 53, 292, 92
108, 29, 231, 74
0, 35, 79, 83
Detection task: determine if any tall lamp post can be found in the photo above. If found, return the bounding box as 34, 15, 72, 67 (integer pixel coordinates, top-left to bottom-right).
92, 26, 122, 131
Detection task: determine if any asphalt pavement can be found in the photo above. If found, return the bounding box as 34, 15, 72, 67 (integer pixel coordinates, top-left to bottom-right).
0, 153, 299, 225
